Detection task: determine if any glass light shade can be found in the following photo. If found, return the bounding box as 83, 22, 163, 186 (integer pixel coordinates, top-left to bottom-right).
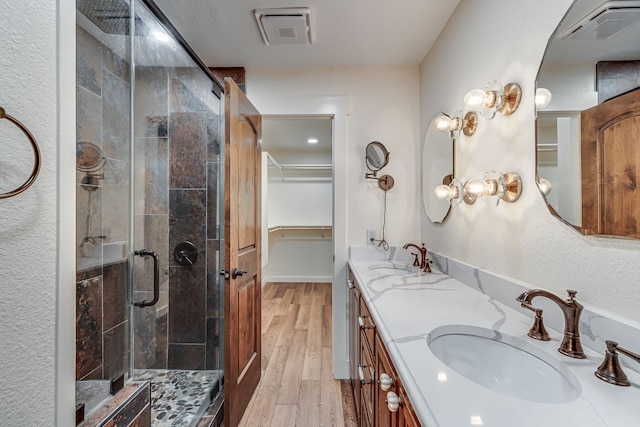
434, 184, 452, 200
449, 179, 464, 205
538, 177, 552, 195
535, 88, 552, 109
464, 178, 486, 198
435, 180, 463, 205
434, 114, 452, 132
481, 170, 505, 207
464, 89, 487, 110
480, 81, 504, 119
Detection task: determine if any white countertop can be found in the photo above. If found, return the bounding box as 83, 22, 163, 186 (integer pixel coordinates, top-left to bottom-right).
348, 258, 640, 427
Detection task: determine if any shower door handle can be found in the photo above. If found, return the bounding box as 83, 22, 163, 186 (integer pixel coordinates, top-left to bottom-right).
133, 249, 160, 308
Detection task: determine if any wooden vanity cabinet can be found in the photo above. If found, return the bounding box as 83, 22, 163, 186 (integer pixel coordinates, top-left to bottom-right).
375, 334, 420, 427
348, 268, 361, 419
348, 266, 421, 427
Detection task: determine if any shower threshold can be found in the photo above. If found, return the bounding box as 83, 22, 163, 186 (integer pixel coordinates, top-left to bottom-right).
134, 369, 222, 426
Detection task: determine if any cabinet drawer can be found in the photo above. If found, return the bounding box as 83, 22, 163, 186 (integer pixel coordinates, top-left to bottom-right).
359, 296, 376, 353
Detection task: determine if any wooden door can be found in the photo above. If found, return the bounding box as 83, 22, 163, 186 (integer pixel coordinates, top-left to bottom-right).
224, 77, 262, 426
582, 87, 640, 238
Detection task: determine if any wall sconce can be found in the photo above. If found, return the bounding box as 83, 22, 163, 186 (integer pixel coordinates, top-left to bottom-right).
463, 170, 522, 206
434, 179, 466, 205
535, 88, 552, 109
537, 177, 552, 195
434, 111, 478, 138
464, 81, 522, 119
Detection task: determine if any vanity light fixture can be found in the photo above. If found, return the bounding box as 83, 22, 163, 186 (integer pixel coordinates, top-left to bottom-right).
537, 177, 552, 196
464, 170, 522, 206
434, 179, 471, 205
434, 111, 478, 138
464, 81, 522, 119
535, 88, 552, 109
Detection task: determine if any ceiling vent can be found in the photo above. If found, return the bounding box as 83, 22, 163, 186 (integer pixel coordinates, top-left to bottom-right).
254, 8, 313, 46
560, 1, 640, 40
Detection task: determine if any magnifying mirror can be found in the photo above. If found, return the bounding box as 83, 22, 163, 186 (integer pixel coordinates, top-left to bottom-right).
364, 141, 394, 191
365, 141, 389, 177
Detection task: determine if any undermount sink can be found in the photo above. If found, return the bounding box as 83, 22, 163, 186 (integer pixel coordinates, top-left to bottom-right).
428, 325, 581, 404
368, 262, 418, 276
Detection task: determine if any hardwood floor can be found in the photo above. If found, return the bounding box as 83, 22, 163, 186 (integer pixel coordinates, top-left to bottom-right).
238, 282, 357, 427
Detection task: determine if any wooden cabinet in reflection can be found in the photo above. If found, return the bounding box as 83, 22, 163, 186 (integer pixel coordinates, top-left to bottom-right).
581, 87, 640, 238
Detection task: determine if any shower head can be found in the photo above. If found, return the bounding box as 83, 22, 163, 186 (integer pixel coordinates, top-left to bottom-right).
76, 141, 105, 172
77, 0, 147, 36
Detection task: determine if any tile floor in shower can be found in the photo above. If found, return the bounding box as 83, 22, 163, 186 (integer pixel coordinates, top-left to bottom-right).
134, 369, 222, 427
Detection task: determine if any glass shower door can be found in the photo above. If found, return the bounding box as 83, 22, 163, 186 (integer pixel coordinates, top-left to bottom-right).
128, 0, 225, 425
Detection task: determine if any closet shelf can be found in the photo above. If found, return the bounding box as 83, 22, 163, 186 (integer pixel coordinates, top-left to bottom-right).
266, 152, 332, 181
268, 225, 333, 240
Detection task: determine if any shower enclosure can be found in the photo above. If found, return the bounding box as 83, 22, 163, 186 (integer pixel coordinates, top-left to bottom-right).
75, 0, 224, 424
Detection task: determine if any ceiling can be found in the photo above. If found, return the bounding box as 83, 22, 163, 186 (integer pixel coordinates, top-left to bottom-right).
153, 0, 460, 68
543, 0, 640, 64
262, 117, 332, 155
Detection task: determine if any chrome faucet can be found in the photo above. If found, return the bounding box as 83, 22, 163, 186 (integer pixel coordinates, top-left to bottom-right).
402, 243, 432, 273
516, 289, 585, 359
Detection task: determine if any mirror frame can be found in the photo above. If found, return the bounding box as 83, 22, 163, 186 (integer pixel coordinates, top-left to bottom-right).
365, 141, 390, 176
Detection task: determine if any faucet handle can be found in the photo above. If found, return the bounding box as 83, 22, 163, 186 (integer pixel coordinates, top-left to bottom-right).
519, 303, 550, 341
567, 290, 577, 300
595, 340, 640, 386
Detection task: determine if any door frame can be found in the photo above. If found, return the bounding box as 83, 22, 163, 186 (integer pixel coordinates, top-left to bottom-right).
248, 95, 350, 378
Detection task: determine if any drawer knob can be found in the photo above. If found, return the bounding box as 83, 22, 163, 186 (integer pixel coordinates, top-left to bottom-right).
386, 391, 401, 412
379, 373, 394, 391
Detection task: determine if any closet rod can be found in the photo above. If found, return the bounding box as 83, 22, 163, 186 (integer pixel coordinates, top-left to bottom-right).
266, 152, 284, 180
268, 225, 333, 239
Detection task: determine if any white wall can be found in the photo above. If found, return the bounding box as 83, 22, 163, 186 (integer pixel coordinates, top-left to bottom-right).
420, 0, 640, 323
265, 179, 333, 282
0, 0, 75, 425
248, 67, 421, 249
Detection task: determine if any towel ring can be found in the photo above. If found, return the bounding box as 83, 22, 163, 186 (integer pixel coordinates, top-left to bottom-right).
0, 106, 41, 199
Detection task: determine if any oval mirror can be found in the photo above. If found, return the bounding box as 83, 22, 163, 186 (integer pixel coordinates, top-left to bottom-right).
536, 0, 640, 239
365, 141, 389, 172
423, 114, 453, 223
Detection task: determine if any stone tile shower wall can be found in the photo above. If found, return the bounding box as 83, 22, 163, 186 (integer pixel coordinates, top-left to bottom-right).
76, 24, 223, 380
165, 70, 222, 371
130, 66, 223, 370
76, 25, 130, 381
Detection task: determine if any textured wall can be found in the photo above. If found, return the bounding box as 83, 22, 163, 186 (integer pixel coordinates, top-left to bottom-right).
420, 0, 640, 323
0, 1, 59, 424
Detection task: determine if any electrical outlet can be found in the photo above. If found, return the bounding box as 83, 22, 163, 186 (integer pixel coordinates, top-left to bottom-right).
366, 229, 376, 245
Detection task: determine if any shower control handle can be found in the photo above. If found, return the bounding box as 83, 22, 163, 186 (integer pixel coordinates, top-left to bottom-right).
133, 249, 160, 308
174, 241, 198, 266
232, 268, 247, 279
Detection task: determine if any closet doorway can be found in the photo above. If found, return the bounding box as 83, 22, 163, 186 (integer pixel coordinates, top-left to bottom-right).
262, 116, 333, 284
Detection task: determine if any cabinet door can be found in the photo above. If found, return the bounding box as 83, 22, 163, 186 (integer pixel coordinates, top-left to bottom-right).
397, 385, 420, 427
376, 334, 398, 427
